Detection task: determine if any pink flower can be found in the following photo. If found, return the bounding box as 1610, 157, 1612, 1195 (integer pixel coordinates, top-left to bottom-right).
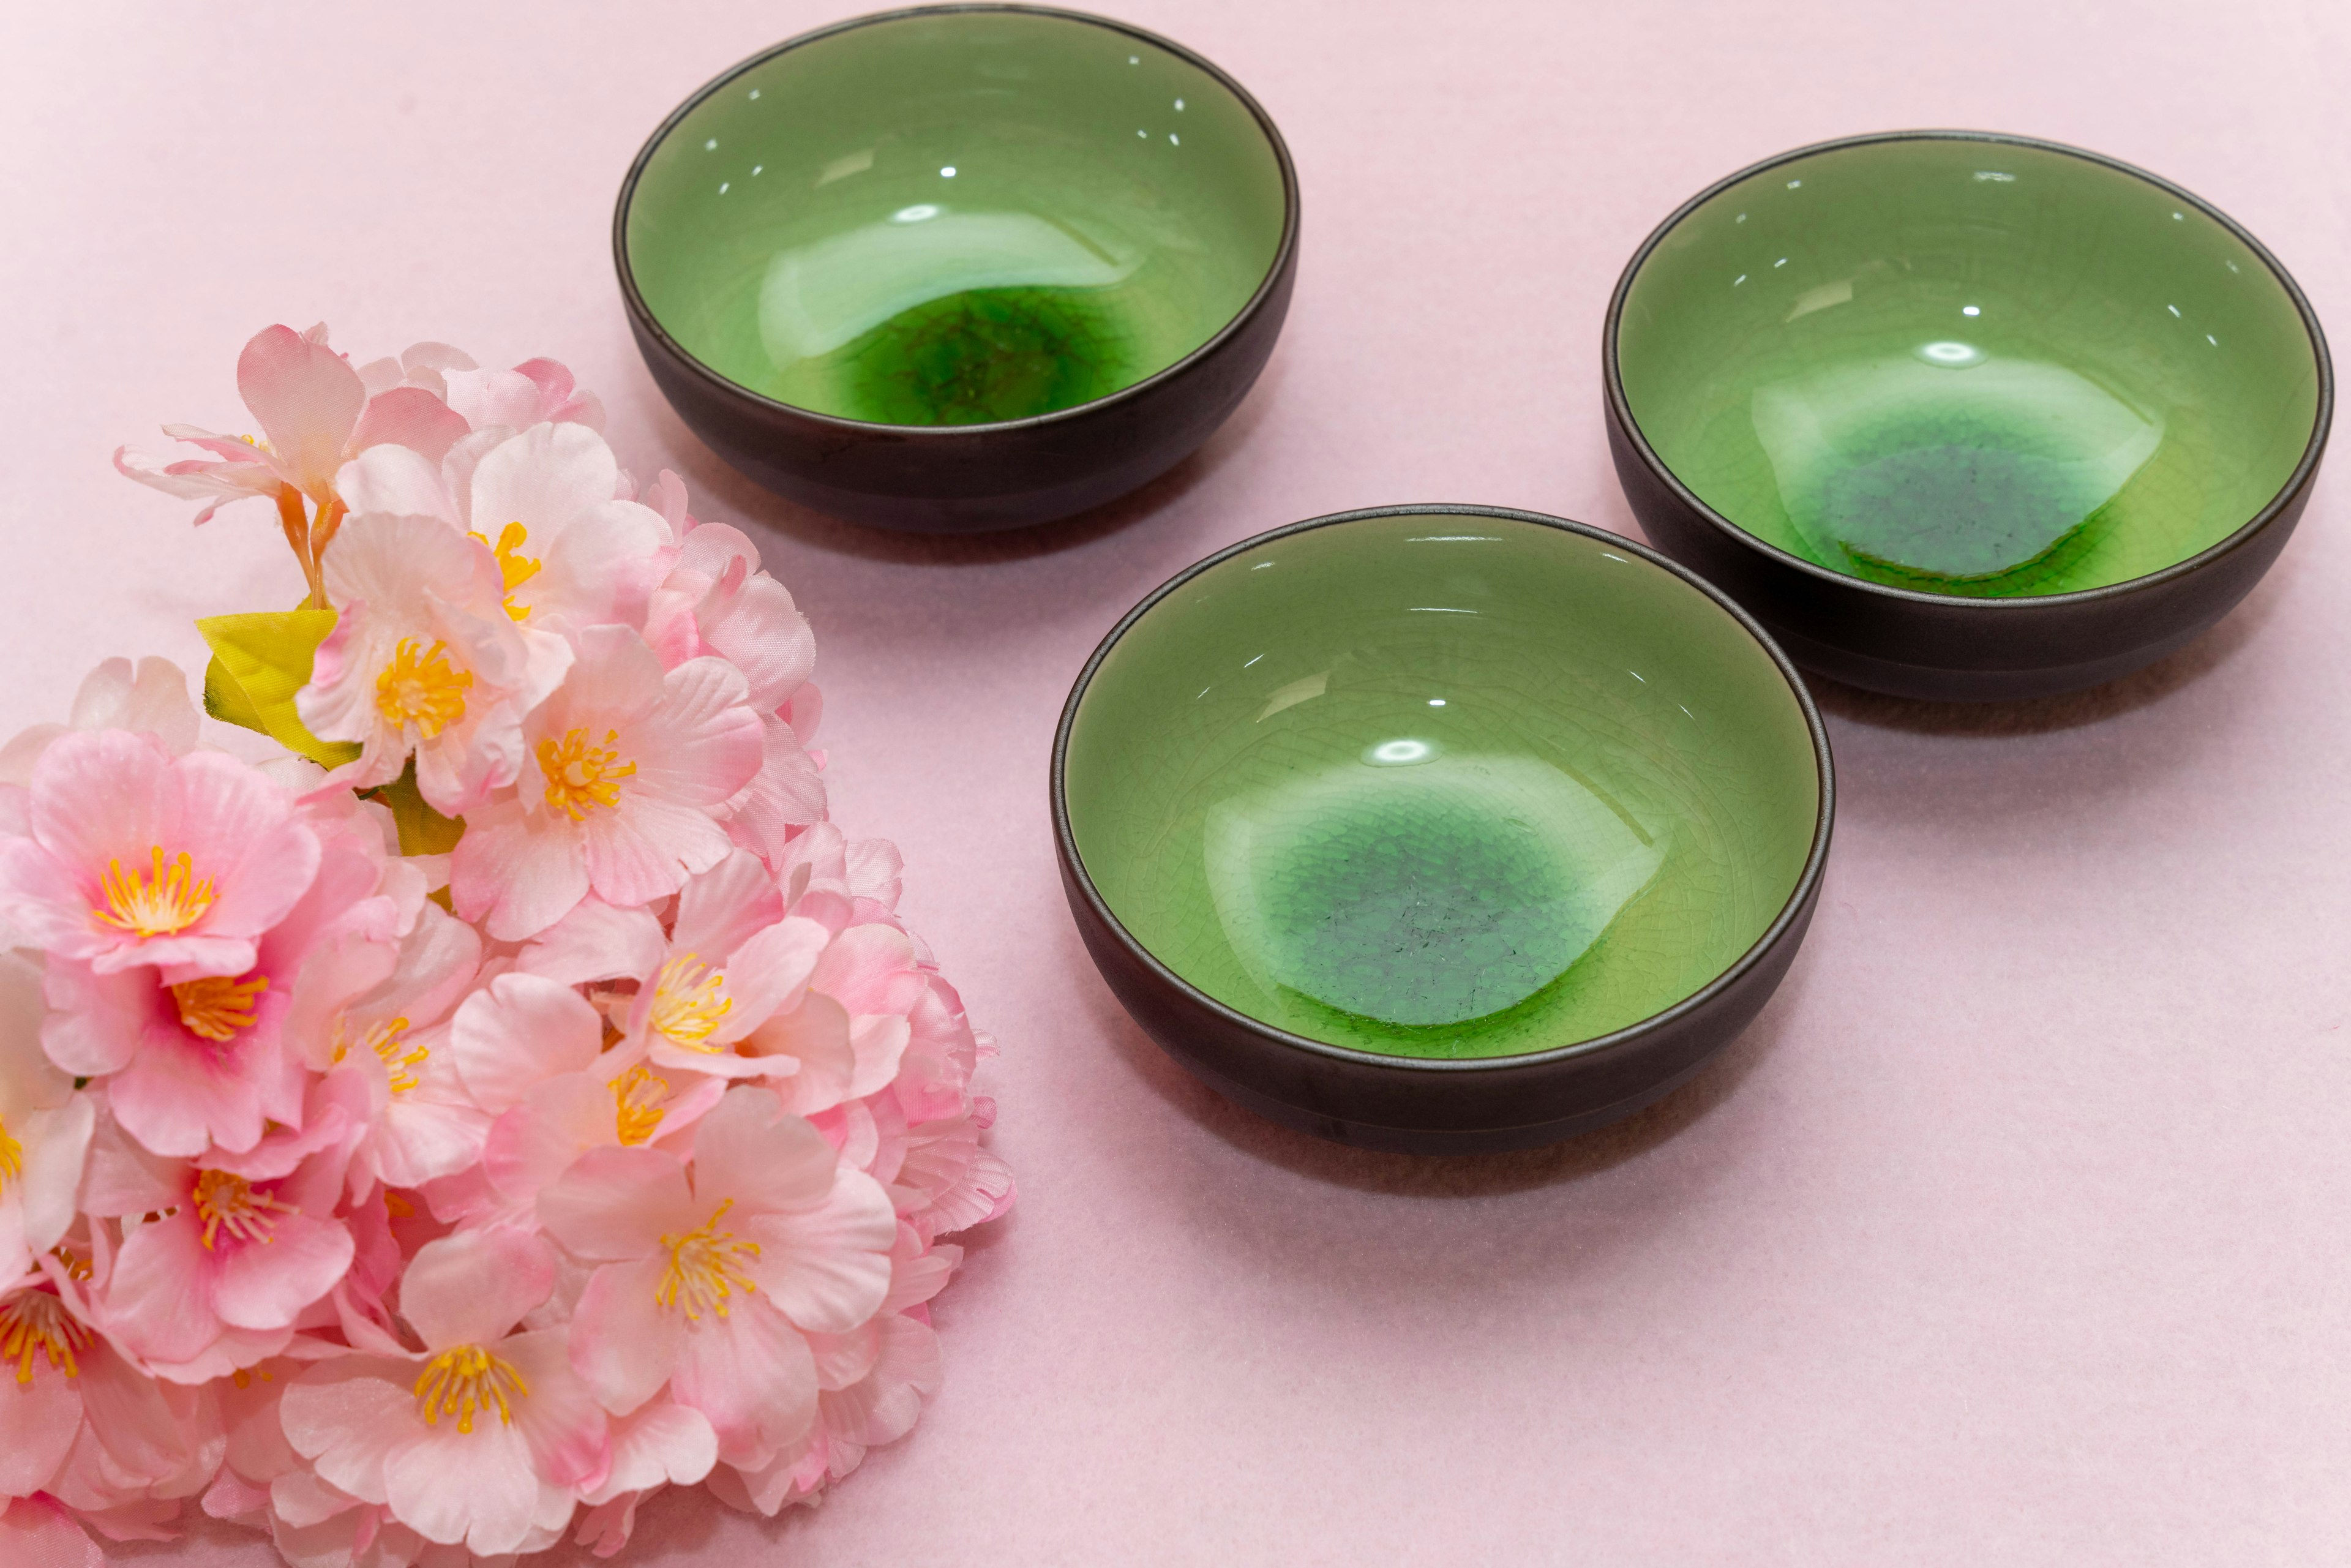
320, 902, 487, 1192
538, 1087, 896, 1468
449, 629, 763, 942
336, 421, 672, 633
94, 1113, 356, 1379
298, 513, 570, 816
444, 358, 606, 436
0, 658, 199, 793
39, 800, 404, 1158
280, 1229, 607, 1556
0, 1266, 225, 1539
0, 955, 95, 1281
520, 851, 834, 1086
708, 1226, 953, 1516
0, 731, 321, 978
113, 324, 470, 525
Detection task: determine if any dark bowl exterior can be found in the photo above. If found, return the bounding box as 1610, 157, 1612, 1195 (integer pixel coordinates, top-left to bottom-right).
615, 5, 1301, 535
624, 253, 1295, 533
1051, 505, 1837, 1156
1603, 130, 2334, 703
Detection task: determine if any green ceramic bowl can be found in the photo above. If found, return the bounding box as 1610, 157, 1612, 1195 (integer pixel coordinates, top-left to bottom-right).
1607, 132, 2331, 699
617, 5, 1298, 531
1053, 506, 1835, 1152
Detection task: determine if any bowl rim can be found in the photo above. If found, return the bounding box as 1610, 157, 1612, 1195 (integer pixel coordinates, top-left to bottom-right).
1602, 128, 2336, 613
612, 2, 1302, 438
1050, 503, 1838, 1078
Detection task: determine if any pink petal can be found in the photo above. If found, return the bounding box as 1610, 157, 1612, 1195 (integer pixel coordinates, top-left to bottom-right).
0, 1497, 104, 1568
105, 1214, 224, 1365
586, 1399, 717, 1503
448, 797, 590, 943
448, 973, 602, 1114
516, 898, 666, 986
503, 1327, 609, 1489
400, 1229, 555, 1350
566, 1257, 683, 1416
0, 1314, 82, 1494
213, 1210, 355, 1331
669, 1297, 817, 1466
687, 1088, 835, 1218
670, 850, 782, 963
279, 1357, 414, 1503
629, 658, 763, 811
713, 915, 829, 1039
742, 1167, 896, 1334
538, 1145, 696, 1262
383, 1421, 541, 1553
847, 1013, 911, 1100
809, 922, 920, 1017
335, 442, 459, 525
746, 994, 857, 1117
238, 324, 366, 497
104, 1022, 272, 1157
350, 386, 471, 465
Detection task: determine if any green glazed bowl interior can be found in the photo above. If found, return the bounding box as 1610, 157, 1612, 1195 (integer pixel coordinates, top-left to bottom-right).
1062, 512, 1823, 1061
1616, 135, 2325, 598
622, 6, 1289, 428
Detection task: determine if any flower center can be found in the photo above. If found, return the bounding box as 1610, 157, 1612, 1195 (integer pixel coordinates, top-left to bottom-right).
0, 1116, 19, 1202
413, 1344, 531, 1434
648, 955, 731, 1049
656, 1199, 762, 1322
171, 972, 271, 1042
192, 1168, 294, 1251
537, 726, 636, 820
375, 637, 473, 740
0, 1291, 91, 1385
93, 846, 215, 937
468, 520, 542, 621
610, 1065, 670, 1147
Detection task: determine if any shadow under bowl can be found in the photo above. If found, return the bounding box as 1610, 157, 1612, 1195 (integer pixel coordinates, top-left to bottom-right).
1052, 506, 1835, 1153
616, 4, 1299, 533
1605, 130, 2333, 701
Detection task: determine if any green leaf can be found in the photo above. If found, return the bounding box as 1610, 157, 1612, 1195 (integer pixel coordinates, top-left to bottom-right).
195, 609, 361, 770
358, 758, 466, 857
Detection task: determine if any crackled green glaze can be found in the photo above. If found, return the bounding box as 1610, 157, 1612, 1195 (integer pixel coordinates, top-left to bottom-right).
1062, 516, 1820, 1060
1618, 138, 2322, 596
624, 10, 1286, 426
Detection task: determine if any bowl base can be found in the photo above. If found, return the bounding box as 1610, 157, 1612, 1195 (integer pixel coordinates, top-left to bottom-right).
1177, 1050, 1720, 1155
1763, 615, 2212, 702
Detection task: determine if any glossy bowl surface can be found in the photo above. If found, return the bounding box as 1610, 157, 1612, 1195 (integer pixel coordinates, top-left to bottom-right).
1607, 132, 2331, 699
618, 5, 1298, 531
1054, 506, 1834, 1152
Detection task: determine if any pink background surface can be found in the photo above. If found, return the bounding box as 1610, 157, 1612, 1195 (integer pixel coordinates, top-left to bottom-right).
7, 1, 2349, 1561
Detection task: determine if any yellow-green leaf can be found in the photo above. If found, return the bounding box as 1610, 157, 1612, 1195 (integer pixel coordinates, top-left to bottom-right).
359, 759, 466, 856
195, 609, 362, 770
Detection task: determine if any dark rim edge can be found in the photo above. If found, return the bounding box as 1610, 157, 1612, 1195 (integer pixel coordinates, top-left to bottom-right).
612, 2, 1302, 439
1048, 504, 1839, 1078
1600, 128, 2336, 615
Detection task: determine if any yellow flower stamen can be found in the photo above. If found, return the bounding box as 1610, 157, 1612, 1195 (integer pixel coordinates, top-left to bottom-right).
467, 521, 542, 621
537, 726, 635, 820
51, 1245, 93, 1282
610, 1065, 670, 1147
93, 846, 215, 937
171, 972, 271, 1041
0, 1116, 19, 1202
413, 1344, 530, 1434
0, 1291, 92, 1385
331, 1015, 424, 1094
656, 1199, 761, 1321
192, 1168, 294, 1251
648, 955, 731, 1049
375, 637, 473, 740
